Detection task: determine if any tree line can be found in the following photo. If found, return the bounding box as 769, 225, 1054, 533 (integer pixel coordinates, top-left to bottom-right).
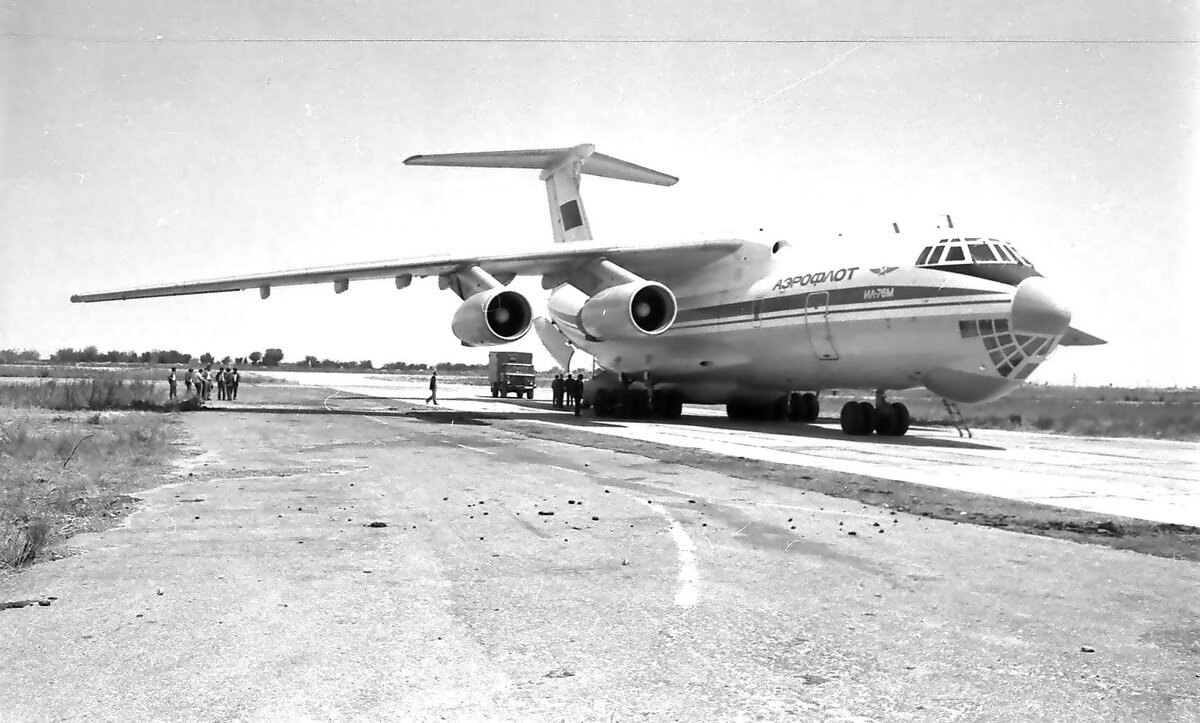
2, 347, 488, 372
3, 347, 286, 367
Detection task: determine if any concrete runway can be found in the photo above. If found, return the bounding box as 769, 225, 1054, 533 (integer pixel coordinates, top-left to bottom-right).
267, 372, 1200, 527
2, 400, 1197, 720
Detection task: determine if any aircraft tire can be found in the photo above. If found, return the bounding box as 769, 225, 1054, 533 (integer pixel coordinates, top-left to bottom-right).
839, 401, 860, 434
769, 396, 789, 422
857, 402, 877, 435
666, 390, 684, 419
891, 402, 911, 436
651, 389, 669, 418
594, 388, 612, 417
874, 404, 897, 436
630, 391, 650, 419
787, 392, 805, 422
803, 393, 820, 422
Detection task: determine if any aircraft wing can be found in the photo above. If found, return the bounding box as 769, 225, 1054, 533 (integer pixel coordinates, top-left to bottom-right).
70, 238, 743, 303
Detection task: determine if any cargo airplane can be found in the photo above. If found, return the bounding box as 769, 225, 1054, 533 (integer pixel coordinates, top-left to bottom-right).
72, 144, 1104, 436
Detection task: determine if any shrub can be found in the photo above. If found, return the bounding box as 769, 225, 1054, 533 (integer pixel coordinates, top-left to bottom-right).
1033, 415, 1055, 430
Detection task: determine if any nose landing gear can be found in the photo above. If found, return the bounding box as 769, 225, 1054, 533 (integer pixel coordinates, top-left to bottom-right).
840, 391, 910, 436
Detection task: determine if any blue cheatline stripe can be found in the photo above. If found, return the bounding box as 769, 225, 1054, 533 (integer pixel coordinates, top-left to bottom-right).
548, 285, 1009, 335
672, 298, 1010, 332
676, 285, 1006, 324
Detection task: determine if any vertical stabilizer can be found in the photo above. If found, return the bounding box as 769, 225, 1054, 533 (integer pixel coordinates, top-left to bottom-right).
403, 144, 677, 244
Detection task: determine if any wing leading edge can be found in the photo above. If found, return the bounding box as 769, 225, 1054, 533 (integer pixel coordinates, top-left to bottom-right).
70, 239, 744, 303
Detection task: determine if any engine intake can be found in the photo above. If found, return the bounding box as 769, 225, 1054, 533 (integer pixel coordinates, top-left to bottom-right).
451, 289, 533, 346
579, 281, 677, 340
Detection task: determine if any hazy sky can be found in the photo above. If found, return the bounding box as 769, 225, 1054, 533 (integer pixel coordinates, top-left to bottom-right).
1, 2, 1196, 386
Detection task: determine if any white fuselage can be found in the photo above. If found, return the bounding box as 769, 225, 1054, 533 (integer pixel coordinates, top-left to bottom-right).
546, 237, 1063, 405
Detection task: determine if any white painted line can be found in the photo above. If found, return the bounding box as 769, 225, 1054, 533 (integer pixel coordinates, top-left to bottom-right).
549, 465, 581, 474
366, 416, 390, 426
457, 444, 495, 456
323, 389, 341, 411
649, 503, 700, 608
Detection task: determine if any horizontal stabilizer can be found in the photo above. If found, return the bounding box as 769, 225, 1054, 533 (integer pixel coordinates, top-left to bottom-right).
1059, 326, 1106, 346
404, 144, 678, 186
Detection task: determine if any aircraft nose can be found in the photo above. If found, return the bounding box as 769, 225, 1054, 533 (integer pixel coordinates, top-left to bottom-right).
1011, 276, 1071, 336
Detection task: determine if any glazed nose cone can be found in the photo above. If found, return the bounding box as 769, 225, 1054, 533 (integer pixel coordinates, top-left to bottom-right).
1011, 276, 1071, 336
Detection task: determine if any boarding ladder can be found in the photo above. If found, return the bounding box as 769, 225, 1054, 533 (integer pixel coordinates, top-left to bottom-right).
942, 398, 973, 438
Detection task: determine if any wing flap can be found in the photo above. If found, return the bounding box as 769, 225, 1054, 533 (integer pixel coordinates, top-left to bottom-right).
71, 239, 744, 303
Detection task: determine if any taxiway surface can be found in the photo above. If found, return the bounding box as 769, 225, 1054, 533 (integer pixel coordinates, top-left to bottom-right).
2, 398, 1197, 720
266, 372, 1200, 527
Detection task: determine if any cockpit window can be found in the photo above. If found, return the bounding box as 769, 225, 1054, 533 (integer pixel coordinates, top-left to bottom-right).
916, 247, 932, 265
927, 246, 945, 264
945, 247, 965, 262
993, 245, 1012, 262
968, 243, 996, 262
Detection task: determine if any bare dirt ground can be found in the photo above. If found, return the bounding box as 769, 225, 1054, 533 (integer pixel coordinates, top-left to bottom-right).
2, 383, 1197, 720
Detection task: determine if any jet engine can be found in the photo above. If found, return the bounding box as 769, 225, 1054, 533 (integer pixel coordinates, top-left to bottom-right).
578, 281, 677, 340
451, 289, 533, 346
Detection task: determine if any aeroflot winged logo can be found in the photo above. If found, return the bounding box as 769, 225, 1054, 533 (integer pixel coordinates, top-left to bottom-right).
869, 266, 899, 276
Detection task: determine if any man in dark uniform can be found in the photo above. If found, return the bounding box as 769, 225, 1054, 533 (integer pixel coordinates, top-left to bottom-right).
573, 374, 585, 416
551, 374, 563, 408
425, 371, 438, 405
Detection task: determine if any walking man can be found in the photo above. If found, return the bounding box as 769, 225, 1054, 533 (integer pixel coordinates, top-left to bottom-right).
168, 367, 178, 399
425, 370, 438, 405
574, 374, 585, 416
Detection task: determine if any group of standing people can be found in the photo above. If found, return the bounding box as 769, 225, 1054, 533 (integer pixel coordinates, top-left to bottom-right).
551, 373, 585, 416
169, 366, 240, 402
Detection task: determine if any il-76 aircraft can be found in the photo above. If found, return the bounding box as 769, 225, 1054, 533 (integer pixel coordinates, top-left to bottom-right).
73, 144, 1104, 436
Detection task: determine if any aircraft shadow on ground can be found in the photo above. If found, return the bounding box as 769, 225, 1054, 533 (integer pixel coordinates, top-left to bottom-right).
208, 394, 1003, 452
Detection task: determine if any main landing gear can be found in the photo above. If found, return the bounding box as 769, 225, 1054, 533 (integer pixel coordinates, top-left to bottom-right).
593, 386, 684, 420
839, 391, 910, 436
725, 392, 820, 423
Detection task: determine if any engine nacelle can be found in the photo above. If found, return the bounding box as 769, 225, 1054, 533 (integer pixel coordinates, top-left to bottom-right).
451, 289, 533, 346
578, 281, 677, 340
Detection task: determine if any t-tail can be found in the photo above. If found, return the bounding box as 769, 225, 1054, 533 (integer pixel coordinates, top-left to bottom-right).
403, 144, 678, 243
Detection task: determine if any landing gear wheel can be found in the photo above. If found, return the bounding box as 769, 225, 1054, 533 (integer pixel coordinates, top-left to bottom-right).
874, 404, 897, 436
857, 402, 876, 435
839, 401, 861, 434
665, 390, 684, 419
768, 396, 789, 421
840, 401, 877, 435
802, 393, 819, 422
527, 389, 534, 400
891, 402, 910, 436
594, 388, 613, 417
726, 401, 746, 421
629, 391, 649, 419
789, 392, 819, 422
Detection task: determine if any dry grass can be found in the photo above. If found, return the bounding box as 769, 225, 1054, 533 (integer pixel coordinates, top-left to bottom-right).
856, 385, 1200, 441
0, 372, 180, 568
0, 377, 166, 411
0, 410, 173, 568
0, 364, 272, 385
